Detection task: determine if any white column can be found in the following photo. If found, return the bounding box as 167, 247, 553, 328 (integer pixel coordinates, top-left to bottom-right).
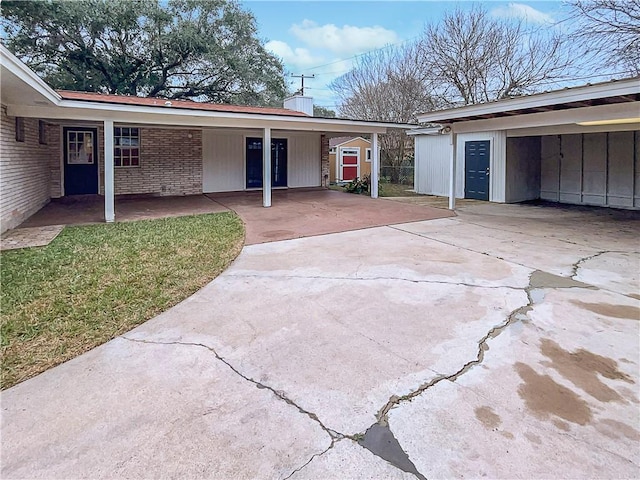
371, 133, 379, 199
449, 129, 457, 210
263, 127, 272, 207
104, 120, 115, 222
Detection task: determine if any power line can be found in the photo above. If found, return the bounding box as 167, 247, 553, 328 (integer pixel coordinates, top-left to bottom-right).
290, 73, 315, 95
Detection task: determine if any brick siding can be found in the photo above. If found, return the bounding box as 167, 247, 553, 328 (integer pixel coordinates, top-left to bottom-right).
320, 134, 330, 188
49, 125, 203, 197
108, 128, 202, 196
0, 106, 53, 232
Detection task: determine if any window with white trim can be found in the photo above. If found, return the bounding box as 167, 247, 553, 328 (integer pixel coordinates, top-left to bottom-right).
365, 148, 372, 162
114, 127, 140, 167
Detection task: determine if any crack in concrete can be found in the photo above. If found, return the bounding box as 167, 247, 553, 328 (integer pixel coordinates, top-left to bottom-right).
376, 283, 534, 425
120, 336, 343, 443
226, 272, 525, 291
358, 424, 427, 480
570, 250, 609, 278
346, 274, 537, 480
281, 441, 340, 480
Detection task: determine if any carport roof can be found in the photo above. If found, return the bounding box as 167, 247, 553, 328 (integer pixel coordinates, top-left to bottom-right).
1, 45, 416, 134
416, 78, 640, 124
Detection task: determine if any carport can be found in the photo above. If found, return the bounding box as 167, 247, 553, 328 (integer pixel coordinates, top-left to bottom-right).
411, 78, 639, 209
10, 189, 454, 247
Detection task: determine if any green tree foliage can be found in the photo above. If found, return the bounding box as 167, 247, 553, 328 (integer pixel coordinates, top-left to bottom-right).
312, 105, 336, 118
1, 0, 288, 106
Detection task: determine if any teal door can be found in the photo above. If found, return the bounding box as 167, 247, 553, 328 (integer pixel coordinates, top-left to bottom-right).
464, 140, 490, 200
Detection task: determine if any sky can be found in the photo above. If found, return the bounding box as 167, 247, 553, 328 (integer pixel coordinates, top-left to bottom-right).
241, 1, 570, 111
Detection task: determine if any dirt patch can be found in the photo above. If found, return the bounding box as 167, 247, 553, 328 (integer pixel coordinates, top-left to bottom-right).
515, 362, 592, 426
474, 406, 501, 429
571, 300, 639, 320
540, 339, 633, 403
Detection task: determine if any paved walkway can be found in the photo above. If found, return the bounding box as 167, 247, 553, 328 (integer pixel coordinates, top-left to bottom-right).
2, 202, 639, 479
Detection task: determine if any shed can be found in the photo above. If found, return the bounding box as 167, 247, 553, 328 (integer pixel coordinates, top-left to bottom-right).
410, 79, 640, 209
328, 136, 372, 182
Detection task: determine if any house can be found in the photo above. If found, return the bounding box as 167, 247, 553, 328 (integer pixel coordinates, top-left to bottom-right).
328, 136, 372, 182
0, 46, 411, 233
410, 79, 640, 209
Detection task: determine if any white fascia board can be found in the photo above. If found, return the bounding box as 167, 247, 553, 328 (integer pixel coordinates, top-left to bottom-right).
407, 127, 442, 136
417, 78, 640, 123
0, 45, 61, 105
8, 99, 412, 133
450, 102, 640, 134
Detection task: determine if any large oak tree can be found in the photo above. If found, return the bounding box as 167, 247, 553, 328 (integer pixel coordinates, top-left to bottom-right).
1, 0, 288, 106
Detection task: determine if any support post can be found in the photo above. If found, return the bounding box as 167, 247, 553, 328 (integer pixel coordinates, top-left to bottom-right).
263, 127, 272, 207
104, 120, 115, 222
449, 129, 457, 210
371, 133, 379, 199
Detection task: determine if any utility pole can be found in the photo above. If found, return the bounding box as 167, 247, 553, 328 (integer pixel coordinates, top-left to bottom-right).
290, 73, 315, 96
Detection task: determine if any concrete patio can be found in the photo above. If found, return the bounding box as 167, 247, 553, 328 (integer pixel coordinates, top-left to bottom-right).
1, 201, 639, 479
13, 189, 454, 246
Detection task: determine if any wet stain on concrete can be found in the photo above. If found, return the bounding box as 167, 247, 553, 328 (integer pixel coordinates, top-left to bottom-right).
529, 271, 594, 290
359, 424, 426, 480
474, 406, 501, 429
500, 431, 515, 440
618, 386, 640, 403
524, 432, 542, 444
571, 300, 639, 320
515, 362, 592, 425
553, 419, 570, 431
596, 418, 640, 441
540, 339, 633, 403
628, 293, 640, 301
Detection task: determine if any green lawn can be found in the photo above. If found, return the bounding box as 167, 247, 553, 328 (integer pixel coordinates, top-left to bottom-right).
1, 212, 244, 389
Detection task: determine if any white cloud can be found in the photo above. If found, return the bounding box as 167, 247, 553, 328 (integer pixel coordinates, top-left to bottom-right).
491, 3, 555, 24
265, 40, 325, 70
290, 20, 399, 57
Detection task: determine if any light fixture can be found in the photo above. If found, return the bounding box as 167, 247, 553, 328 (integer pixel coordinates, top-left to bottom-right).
577, 117, 640, 126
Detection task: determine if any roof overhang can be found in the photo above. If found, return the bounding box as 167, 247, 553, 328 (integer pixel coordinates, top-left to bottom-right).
416, 78, 640, 124
6, 101, 414, 133
1, 45, 415, 134
0, 45, 61, 107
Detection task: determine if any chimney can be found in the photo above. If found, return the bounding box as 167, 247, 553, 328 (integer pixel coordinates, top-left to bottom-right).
284, 95, 313, 116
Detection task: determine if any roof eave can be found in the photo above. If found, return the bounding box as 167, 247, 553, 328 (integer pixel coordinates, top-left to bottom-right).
416, 78, 640, 124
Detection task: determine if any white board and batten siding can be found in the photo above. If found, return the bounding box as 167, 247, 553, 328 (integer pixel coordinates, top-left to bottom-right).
414, 130, 507, 201
202, 130, 245, 193
202, 130, 321, 193
414, 134, 450, 196
540, 131, 639, 208
288, 133, 321, 188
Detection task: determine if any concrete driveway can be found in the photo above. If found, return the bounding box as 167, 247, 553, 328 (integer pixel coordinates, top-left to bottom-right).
2, 202, 639, 479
